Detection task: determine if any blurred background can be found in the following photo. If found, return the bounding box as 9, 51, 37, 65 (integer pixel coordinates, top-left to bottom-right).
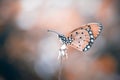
0, 0, 120, 80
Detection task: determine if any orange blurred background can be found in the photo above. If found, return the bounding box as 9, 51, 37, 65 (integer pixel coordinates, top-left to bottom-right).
0, 0, 120, 80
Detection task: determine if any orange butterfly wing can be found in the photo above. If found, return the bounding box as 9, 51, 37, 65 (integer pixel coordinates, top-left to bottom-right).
67, 23, 103, 52
87, 23, 103, 39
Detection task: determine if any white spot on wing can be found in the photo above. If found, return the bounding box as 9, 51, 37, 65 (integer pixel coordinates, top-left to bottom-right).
90, 35, 94, 38
84, 48, 87, 51
87, 45, 90, 49
91, 39, 94, 42
89, 31, 92, 34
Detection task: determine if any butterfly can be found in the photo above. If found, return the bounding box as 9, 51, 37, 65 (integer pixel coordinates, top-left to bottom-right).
48, 23, 103, 52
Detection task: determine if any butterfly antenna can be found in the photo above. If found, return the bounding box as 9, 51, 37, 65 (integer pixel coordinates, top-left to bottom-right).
47, 30, 61, 35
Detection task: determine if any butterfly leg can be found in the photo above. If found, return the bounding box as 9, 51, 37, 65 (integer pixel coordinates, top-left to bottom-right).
58, 49, 68, 59
58, 44, 68, 59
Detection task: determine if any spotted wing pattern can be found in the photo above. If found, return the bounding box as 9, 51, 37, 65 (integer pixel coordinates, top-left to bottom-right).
67, 23, 103, 52
87, 23, 103, 39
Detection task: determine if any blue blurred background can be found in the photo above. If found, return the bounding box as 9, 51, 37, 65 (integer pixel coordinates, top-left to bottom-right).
0, 0, 120, 80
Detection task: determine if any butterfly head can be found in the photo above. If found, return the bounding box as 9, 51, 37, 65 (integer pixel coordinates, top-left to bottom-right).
48, 30, 73, 45
58, 34, 67, 44
58, 35, 73, 45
